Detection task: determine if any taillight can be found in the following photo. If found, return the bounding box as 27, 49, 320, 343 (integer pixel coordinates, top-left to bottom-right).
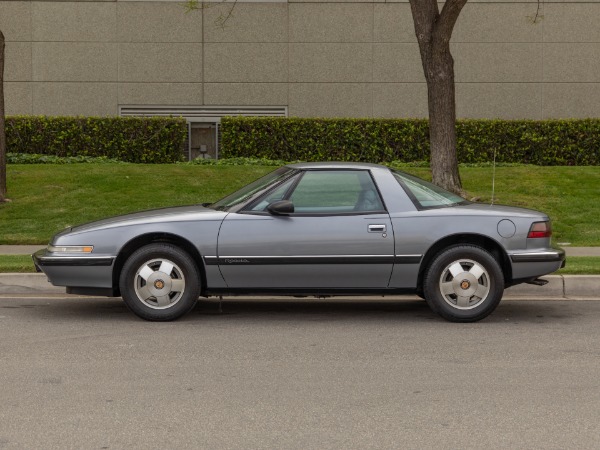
528, 221, 552, 239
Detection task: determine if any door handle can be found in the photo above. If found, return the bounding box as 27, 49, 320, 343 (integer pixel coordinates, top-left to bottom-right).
368, 224, 386, 233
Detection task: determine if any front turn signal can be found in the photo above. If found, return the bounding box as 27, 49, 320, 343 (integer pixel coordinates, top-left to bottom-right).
48, 245, 94, 253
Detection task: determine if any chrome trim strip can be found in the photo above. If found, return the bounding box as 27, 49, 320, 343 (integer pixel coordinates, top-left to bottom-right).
395, 254, 423, 264
34, 255, 115, 267
509, 251, 565, 263
205, 255, 423, 265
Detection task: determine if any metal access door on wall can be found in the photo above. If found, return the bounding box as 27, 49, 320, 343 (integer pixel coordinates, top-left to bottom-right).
190, 123, 218, 160
119, 105, 288, 161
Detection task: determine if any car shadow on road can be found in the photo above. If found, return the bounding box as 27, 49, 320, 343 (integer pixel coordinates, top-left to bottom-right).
3, 296, 594, 324
2, 296, 438, 323
193, 298, 438, 322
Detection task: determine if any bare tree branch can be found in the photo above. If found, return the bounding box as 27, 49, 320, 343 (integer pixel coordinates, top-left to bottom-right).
528, 0, 544, 24
184, 0, 238, 29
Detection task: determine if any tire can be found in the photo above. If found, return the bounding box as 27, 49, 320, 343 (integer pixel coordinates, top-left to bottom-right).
423, 245, 504, 322
119, 243, 201, 321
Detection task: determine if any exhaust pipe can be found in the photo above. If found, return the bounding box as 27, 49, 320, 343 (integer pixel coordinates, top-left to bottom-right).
525, 278, 549, 286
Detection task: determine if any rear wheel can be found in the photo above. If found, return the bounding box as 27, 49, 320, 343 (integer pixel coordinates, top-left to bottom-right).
423, 245, 504, 322
119, 244, 201, 321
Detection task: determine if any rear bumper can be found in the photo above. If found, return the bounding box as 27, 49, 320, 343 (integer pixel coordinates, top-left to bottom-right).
509, 249, 566, 264
508, 247, 566, 281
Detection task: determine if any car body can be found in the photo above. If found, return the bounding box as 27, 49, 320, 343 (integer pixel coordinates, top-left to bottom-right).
34, 162, 565, 322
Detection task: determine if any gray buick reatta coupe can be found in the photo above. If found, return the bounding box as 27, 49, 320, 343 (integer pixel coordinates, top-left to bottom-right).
34, 162, 565, 322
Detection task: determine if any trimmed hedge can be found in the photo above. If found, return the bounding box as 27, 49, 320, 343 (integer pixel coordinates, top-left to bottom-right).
221, 117, 600, 165
6, 116, 187, 163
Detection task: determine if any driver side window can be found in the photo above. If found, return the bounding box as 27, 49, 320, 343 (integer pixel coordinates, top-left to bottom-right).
290, 170, 384, 214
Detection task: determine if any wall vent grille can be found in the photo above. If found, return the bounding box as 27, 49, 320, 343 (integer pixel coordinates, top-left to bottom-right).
119, 105, 288, 120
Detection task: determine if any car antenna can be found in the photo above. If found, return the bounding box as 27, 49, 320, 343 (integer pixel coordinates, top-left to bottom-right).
490, 147, 497, 206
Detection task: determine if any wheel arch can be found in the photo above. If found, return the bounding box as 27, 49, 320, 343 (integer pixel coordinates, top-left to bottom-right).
417, 233, 512, 293
112, 233, 207, 297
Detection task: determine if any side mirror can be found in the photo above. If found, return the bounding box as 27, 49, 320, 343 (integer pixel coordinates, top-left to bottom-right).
267, 200, 294, 216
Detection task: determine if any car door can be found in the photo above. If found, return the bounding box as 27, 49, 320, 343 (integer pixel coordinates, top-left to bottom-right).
215, 169, 395, 289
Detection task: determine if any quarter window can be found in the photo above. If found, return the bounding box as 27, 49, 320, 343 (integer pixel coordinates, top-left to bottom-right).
392, 170, 466, 209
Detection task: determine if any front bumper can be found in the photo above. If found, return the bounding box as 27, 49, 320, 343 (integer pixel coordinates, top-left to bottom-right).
33, 249, 115, 289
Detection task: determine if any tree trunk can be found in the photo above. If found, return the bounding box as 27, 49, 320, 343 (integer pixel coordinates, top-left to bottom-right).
424, 47, 462, 194
0, 30, 6, 202
409, 0, 466, 195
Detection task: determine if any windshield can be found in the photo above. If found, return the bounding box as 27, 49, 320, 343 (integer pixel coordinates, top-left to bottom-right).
392, 170, 467, 209
210, 167, 295, 211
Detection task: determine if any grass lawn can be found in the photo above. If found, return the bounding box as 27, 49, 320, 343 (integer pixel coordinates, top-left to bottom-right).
1, 163, 599, 245
2, 164, 272, 244
0, 254, 597, 275
0, 255, 37, 273
405, 165, 600, 247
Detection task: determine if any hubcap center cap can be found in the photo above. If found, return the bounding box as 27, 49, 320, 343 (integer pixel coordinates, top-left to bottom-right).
460, 280, 471, 290
154, 279, 165, 290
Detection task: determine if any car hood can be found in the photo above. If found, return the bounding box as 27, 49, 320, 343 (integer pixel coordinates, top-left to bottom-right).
66, 205, 226, 234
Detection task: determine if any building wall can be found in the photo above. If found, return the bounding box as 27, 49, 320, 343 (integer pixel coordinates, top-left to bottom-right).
1, 0, 600, 119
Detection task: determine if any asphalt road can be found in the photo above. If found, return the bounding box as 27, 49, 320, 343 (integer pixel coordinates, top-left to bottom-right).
0, 296, 598, 450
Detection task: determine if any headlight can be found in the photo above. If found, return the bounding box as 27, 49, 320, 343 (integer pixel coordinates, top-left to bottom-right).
48, 245, 94, 253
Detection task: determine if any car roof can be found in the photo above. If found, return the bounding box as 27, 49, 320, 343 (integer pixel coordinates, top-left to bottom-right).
285, 162, 388, 170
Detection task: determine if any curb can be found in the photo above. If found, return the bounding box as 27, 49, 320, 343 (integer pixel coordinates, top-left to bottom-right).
0, 273, 65, 295
504, 275, 600, 298
0, 273, 598, 299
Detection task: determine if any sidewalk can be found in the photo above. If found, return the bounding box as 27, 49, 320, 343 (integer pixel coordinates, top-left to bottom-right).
1, 245, 47, 255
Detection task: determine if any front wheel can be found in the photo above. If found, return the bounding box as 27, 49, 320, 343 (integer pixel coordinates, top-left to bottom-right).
423, 245, 504, 322
119, 243, 201, 321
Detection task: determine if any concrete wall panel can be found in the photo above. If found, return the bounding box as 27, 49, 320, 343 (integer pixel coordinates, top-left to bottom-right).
3, 1, 600, 120
33, 0, 114, 2
373, 4, 416, 43
290, 4, 372, 43
372, 83, 427, 118
32, 43, 117, 82
544, 4, 600, 42
290, 43, 372, 82
543, 84, 600, 119
33, 82, 118, 116
4, 42, 32, 82
204, 83, 288, 105
205, 4, 287, 43
289, 83, 372, 118
204, 43, 287, 82
119, 43, 202, 83
456, 83, 542, 119
289, 0, 382, 3
4, 82, 32, 115
544, 44, 600, 83
118, 83, 203, 105
453, 43, 543, 83
373, 43, 423, 83
0, 2, 31, 41
117, 2, 202, 43
32, 2, 116, 42
453, 3, 542, 43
